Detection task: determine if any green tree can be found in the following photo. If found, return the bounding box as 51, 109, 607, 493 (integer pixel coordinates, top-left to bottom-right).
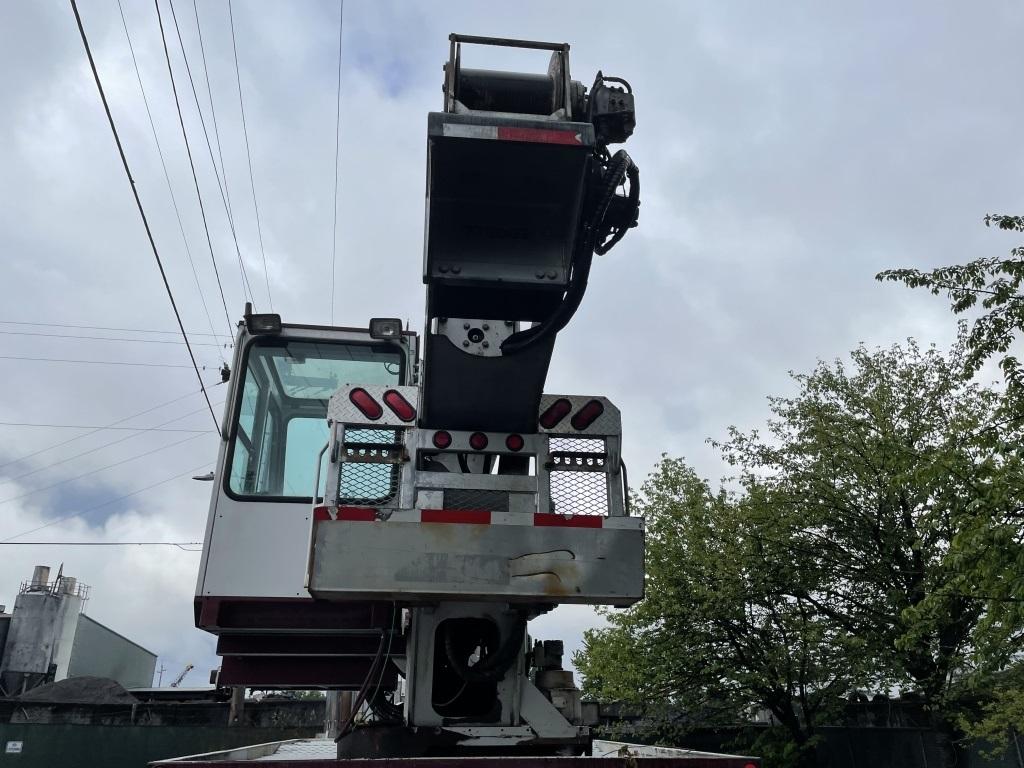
578, 340, 1024, 767
877, 214, 1024, 392
877, 215, 1024, 748
577, 460, 861, 768
720, 340, 1024, 764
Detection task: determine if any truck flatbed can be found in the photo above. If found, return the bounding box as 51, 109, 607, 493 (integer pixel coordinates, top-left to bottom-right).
151, 739, 759, 767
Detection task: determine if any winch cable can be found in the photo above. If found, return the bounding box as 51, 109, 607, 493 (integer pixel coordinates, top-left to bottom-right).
500, 150, 638, 355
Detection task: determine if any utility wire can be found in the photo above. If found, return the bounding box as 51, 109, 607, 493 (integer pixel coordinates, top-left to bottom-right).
154, 0, 235, 336
62, 0, 218, 429
329, 0, 344, 324
0, 422, 208, 433
167, 0, 256, 307
0, 402, 222, 487
0, 386, 206, 471
0, 431, 209, 507
0, 320, 227, 337
228, 0, 273, 311
1, 462, 213, 542
0, 541, 203, 549
0, 354, 211, 369
116, 0, 229, 349
0, 329, 224, 346
191, 0, 238, 246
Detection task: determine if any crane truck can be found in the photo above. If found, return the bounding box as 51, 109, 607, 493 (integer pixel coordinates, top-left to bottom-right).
159, 34, 759, 768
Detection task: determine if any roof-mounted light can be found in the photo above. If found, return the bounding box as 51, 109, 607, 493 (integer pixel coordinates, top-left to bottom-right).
245, 313, 282, 335
369, 318, 403, 340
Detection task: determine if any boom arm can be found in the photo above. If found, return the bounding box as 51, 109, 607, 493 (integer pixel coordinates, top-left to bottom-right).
420, 34, 640, 433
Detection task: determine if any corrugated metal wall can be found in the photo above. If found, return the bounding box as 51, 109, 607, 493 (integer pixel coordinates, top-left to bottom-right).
67, 615, 156, 689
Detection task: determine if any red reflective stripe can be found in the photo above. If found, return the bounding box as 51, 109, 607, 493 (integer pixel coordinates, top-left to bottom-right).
337, 506, 378, 522
533, 513, 603, 528
312, 506, 331, 521
421, 509, 492, 525
496, 126, 582, 145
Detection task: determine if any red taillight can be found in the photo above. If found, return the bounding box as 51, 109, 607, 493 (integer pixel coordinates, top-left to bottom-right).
432, 430, 452, 449
571, 399, 604, 430
539, 398, 572, 429
382, 389, 416, 422
469, 432, 488, 451
505, 434, 524, 452
349, 388, 382, 420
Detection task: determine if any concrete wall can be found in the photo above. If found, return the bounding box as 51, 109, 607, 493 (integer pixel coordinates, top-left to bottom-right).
0, 723, 318, 768
67, 615, 156, 689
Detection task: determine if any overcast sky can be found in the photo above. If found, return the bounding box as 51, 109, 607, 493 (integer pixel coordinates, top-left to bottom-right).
1, 0, 1022, 688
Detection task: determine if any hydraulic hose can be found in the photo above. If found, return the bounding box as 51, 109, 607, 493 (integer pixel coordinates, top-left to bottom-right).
500, 150, 638, 355
443, 615, 527, 684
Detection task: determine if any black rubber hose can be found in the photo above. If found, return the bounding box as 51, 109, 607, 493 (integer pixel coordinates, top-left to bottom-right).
368, 678, 403, 722
594, 157, 640, 255
500, 150, 635, 355
335, 630, 387, 741
443, 616, 527, 684
335, 605, 397, 741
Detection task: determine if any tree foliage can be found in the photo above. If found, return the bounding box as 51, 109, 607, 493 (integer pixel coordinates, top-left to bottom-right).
877, 214, 1024, 390
576, 340, 1024, 767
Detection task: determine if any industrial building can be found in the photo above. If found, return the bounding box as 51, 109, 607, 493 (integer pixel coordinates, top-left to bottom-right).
0, 565, 156, 696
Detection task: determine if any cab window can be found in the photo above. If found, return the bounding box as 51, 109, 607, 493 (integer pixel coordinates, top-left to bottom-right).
227, 338, 402, 500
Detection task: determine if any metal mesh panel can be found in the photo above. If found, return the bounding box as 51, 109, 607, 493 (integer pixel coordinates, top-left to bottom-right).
548, 437, 609, 516
442, 489, 510, 512
339, 428, 400, 505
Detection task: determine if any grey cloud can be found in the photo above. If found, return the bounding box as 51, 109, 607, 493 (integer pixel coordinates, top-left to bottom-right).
1, 0, 1021, 680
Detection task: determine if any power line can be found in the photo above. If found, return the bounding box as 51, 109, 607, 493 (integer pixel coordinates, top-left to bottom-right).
154, 0, 235, 337
0, 431, 209, 507
0, 387, 206, 471
70, 0, 220, 431
0, 541, 203, 549
0, 329, 225, 346
1, 462, 213, 542
0, 354, 212, 369
330, 0, 344, 325
0, 422, 208, 433
116, 0, 232, 346
191, 0, 239, 260
930, 281, 1024, 303
166, 0, 255, 307
0, 320, 228, 337
190, 0, 234, 231
0, 402, 222, 487
228, 0, 273, 311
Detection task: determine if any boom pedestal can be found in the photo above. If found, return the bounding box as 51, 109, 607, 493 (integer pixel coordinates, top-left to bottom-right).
310, 384, 641, 754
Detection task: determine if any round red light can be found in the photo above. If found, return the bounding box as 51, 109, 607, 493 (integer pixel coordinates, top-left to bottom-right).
505, 434, 524, 452
349, 388, 383, 420
432, 431, 452, 449
469, 432, 488, 451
